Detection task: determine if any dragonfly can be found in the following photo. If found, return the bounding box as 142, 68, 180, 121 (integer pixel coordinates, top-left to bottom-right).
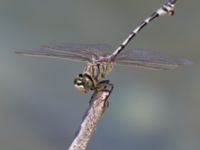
15, 0, 191, 96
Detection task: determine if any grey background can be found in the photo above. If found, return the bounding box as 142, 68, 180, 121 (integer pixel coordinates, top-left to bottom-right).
0, 0, 200, 150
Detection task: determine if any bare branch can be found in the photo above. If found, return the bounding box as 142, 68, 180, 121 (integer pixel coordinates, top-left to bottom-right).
68, 91, 110, 150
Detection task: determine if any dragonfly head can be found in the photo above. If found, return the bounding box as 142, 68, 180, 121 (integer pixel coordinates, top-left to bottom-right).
74, 73, 94, 94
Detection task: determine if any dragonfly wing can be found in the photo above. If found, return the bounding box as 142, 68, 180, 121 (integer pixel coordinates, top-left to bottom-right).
15, 43, 114, 62
15, 47, 91, 62
42, 43, 114, 56
115, 49, 192, 70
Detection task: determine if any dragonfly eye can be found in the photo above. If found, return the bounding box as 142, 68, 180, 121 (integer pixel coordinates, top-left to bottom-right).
78, 73, 83, 77
74, 73, 94, 94
74, 76, 89, 94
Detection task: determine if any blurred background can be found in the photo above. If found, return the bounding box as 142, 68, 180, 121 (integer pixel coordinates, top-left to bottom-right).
0, 0, 199, 150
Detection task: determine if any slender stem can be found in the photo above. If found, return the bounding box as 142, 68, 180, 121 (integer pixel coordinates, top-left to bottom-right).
68, 91, 110, 150
111, 0, 177, 60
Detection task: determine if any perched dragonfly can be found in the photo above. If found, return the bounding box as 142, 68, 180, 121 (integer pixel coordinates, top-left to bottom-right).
16, 0, 191, 95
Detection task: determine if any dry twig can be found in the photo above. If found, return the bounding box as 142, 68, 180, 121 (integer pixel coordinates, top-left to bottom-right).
68, 90, 110, 150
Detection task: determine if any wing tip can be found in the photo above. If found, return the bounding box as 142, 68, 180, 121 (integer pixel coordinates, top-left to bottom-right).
179, 59, 193, 65
15, 50, 39, 56
15, 50, 25, 55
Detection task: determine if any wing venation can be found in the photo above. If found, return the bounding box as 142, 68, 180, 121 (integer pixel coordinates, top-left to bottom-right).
115, 49, 192, 70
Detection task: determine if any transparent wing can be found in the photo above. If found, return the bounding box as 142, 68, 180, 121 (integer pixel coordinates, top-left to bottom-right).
15, 43, 114, 62
115, 49, 192, 70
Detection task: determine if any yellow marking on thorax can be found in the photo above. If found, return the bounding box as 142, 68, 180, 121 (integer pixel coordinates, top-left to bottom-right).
97, 64, 103, 81
83, 61, 114, 82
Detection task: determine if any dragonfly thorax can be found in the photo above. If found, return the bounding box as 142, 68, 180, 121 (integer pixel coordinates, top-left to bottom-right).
74, 61, 114, 93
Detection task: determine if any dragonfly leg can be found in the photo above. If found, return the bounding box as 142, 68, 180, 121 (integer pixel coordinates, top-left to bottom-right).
90, 80, 114, 107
